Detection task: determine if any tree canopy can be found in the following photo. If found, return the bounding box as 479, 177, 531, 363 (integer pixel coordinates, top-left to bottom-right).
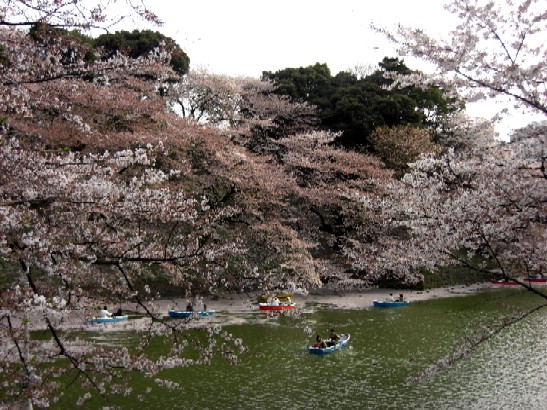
94, 29, 190, 75
352, 0, 547, 297
263, 57, 459, 150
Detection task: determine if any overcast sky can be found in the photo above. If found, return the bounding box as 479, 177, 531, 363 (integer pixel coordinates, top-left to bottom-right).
136, 0, 542, 139
146, 0, 451, 77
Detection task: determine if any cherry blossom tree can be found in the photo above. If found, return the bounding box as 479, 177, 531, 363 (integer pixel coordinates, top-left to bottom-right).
0, 0, 178, 131
359, 127, 546, 286
1, 0, 162, 30
377, 0, 546, 116
0, 25, 175, 124
166, 68, 241, 124
369, 0, 547, 292
165, 67, 317, 140
434, 110, 495, 151
0, 135, 247, 407
374, 119, 547, 381
0, 2, 251, 407
354, 0, 547, 379
0, 9, 324, 406
274, 130, 393, 287
195, 123, 393, 290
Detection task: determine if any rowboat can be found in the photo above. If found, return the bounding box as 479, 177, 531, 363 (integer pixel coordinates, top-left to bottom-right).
308, 334, 350, 355
491, 276, 547, 286
168, 309, 216, 318
373, 300, 410, 307
258, 302, 297, 311
258, 294, 297, 311
88, 315, 129, 324
526, 277, 547, 283
490, 279, 518, 285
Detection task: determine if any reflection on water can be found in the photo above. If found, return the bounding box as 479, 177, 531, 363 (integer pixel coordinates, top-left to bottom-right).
419, 314, 547, 409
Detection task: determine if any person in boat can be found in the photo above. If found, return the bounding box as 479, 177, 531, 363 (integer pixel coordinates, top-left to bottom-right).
186, 302, 193, 312
398, 294, 404, 302
329, 328, 340, 343
389, 293, 395, 301
315, 335, 327, 349
271, 297, 280, 306
99, 306, 112, 319
113, 307, 123, 317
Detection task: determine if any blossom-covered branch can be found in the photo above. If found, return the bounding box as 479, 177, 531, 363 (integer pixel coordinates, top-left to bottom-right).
377, 0, 546, 115
1, 0, 162, 30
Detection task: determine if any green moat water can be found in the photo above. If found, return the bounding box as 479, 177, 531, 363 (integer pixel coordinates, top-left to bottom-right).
61, 289, 547, 409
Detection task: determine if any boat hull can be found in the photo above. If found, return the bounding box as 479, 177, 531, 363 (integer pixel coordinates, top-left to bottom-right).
88, 315, 129, 324
373, 300, 410, 307
491, 280, 518, 285
527, 278, 547, 283
258, 304, 297, 311
168, 310, 216, 318
308, 334, 350, 355
491, 277, 547, 286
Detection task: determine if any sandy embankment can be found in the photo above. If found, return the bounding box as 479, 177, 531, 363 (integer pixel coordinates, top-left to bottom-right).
127, 282, 492, 317
16, 282, 493, 332
103, 282, 492, 331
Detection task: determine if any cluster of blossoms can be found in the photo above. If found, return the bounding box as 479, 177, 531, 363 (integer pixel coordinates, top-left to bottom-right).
351, 0, 547, 288
0, 132, 246, 405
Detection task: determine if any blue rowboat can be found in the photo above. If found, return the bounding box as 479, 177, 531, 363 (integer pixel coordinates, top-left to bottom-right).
168, 310, 216, 318
373, 300, 410, 307
88, 315, 129, 324
308, 334, 350, 355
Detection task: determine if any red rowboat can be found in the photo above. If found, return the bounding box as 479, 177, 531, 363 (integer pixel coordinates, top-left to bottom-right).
258, 294, 297, 310
258, 302, 297, 311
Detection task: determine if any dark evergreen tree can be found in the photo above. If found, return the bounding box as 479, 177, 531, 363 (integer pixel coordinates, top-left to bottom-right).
264, 58, 459, 150
94, 29, 190, 75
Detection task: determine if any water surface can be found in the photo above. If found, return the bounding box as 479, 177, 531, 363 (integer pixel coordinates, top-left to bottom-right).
63, 289, 547, 409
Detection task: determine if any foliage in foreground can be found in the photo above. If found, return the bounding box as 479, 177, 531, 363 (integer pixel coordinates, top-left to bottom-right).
348, 0, 547, 300
0, 0, 546, 407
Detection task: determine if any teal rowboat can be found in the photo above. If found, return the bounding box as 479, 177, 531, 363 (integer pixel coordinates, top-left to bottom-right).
168, 310, 216, 318
88, 315, 129, 324
308, 334, 350, 355
373, 300, 410, 307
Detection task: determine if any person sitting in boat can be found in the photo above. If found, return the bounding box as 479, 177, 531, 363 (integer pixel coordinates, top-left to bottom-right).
186, 303, 193, 312
398, 294, 404, 302
329, 328, 340, 343
313, 335, 320, 347
99, 306, 112, 319
271, 297, 280, 306
113, 307, 123, 317
315, 335, 327, 349
389, 293, 395, 301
